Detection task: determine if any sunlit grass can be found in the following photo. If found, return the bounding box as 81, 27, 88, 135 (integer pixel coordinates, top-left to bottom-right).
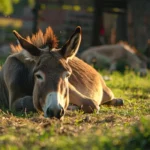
0, 67, 150, 149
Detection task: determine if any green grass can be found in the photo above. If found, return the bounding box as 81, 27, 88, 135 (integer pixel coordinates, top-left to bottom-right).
0, 70, 150, 150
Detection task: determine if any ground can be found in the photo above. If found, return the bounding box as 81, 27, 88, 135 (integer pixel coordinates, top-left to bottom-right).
0, 71, 150, 150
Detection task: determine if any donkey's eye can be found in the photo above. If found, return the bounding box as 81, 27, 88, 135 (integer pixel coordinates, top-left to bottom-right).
35, 71, 45, 81
35, 74, 43, 80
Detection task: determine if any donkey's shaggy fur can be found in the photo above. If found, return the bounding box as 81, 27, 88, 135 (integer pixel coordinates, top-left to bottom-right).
0, 26, 123, 119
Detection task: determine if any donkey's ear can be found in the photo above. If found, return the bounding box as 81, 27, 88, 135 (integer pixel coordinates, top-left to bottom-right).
13, 30, 41, 56
60, 26, 81, 60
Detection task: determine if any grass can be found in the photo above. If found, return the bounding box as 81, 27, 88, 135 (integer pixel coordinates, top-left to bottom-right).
0, 68, 150, 149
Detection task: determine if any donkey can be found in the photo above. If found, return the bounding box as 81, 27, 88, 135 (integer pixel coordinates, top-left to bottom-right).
143, 39, 150, 69
0, 26, 123, 119
80, 42, 148, 76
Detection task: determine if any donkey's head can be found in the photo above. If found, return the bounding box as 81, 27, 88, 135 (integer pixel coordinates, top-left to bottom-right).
13, 26, 81, 119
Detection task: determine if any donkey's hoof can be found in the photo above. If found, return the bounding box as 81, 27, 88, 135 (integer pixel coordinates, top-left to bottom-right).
113, 98, 124, 106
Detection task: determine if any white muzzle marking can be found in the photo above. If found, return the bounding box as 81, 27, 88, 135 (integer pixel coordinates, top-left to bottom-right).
42, 92, 64, 117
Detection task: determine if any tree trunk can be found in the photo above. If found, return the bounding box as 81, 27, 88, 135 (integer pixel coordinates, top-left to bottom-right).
32, 0, 40, 33
116, 13, 128, 42
92, 0, 104, 46
128, 0, 150, 50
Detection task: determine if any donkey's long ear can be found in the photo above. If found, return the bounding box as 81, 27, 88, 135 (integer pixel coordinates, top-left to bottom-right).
60, 26, 81, 60
13, 30, 41, 56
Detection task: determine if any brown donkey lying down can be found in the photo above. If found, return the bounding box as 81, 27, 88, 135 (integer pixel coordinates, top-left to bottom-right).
0, 26, 123, 119
80, 43, 148, 76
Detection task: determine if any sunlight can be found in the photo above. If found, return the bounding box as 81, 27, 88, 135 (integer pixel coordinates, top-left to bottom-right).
0, 17, 22, 28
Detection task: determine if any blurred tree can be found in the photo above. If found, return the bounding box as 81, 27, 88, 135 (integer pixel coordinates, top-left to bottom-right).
0, 0, 19, 15
28, 0, 35, 7
116, 13, 128, 42
92, 0, 104, 46
32, 0, 40, 33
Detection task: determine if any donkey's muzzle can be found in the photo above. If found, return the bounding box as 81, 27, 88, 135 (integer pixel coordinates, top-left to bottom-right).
46, 107, 64, 119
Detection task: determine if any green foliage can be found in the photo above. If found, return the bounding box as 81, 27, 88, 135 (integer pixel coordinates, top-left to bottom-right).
0, 57, 6, 66
28, 0, 35, 8
0, 0, 19, 15
124, 118, 150, 150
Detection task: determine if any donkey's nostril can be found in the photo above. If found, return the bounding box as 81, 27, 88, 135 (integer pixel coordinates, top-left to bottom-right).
46, 107, 65, 119
46, 108, 54, 118
59, 108, 65, 118
55, 108, 64, 119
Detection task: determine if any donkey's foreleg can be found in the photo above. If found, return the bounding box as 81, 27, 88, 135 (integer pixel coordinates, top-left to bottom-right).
109, 62, 117, 73
12, 96, 36, 112
69, 84, 100, 113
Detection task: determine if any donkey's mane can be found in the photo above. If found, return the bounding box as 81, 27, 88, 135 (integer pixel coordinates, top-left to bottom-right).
118, 41, 138, 54
118, 41, 148, 62
147, 39, 150, 45
11, 26, 58, 53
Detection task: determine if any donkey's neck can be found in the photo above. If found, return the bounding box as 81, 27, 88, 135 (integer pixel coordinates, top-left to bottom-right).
11, 52, 35, 93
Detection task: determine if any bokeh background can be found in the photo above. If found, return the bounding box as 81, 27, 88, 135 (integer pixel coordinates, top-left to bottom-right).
0, 0, 150, 55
